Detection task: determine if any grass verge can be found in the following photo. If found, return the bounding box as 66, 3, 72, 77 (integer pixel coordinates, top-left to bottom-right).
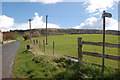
13, 41, 74, 78
13, 40, 120, 79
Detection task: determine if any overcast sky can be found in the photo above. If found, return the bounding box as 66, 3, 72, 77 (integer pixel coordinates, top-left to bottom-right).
0, 0, 119, 31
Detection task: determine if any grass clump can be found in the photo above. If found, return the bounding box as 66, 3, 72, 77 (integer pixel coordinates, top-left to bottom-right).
53, 57, 74, 68
54, 62, 120, 79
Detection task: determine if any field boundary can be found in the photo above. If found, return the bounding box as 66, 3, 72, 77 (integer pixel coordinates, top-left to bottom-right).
83, 52, 120, 61
82, 41, 120, 48
78, 37, 119, 61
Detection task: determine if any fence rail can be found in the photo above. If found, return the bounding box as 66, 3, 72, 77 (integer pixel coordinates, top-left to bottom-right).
82, 41, 120, 48
83, 52, 120, 61
78, 37, 120, 62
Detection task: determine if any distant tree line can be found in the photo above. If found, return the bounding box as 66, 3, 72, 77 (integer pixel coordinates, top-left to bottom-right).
10, 28, 120, 36
22, 31, 41, 41
3, 32, 19, 41
5, 28, 118, 41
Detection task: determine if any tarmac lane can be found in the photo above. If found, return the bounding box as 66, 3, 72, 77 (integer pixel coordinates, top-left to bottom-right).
2, 41, 21, 78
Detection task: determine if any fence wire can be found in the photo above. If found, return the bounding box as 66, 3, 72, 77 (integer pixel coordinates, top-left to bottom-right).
28, 15, 119, 69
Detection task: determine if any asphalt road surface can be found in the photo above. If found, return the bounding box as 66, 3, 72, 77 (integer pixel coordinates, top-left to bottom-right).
2, 41, 21, 78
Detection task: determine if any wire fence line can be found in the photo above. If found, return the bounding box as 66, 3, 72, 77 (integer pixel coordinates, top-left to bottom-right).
27, 33, 119, 69
30, 38, 56, 55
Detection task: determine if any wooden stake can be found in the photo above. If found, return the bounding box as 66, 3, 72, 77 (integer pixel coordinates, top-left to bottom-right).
53, 41, 55, 54
78, 37, 82, 62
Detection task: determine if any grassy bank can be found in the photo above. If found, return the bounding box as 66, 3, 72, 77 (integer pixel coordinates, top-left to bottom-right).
13, 41, 75, 78
13, 40, 120, 79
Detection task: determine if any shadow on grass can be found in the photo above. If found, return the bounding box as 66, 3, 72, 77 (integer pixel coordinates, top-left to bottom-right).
22, 49, 31, 54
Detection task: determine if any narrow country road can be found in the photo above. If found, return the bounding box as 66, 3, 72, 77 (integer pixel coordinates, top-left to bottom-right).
2, 41, 21, 78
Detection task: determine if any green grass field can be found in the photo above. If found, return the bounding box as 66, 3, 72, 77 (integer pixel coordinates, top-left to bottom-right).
33, 34, 119, 68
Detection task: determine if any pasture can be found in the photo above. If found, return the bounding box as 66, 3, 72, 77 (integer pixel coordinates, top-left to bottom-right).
33, 34, 119, 68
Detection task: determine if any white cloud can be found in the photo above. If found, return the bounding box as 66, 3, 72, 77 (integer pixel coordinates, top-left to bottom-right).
11, 12, 60, 30
73, 17, 118, 30
84, 0, 119, 13
106, 18, 118, 30
77, 0, 119, 31
12, 23, 29, 30
0, 15, 14, 31
3, 0, 85, 3
32, 13, 60, 28
0, 13, 60, 31
30, 0, 63, 4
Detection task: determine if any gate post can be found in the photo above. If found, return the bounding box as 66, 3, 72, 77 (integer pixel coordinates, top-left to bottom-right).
78, 37, 82, 62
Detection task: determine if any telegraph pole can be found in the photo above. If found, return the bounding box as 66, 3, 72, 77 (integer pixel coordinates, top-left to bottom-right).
29, 19, 32, 40
46, 15, 48, 45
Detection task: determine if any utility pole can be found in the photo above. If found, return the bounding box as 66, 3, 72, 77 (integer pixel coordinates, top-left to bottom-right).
29, 19, 32, 40
46, 15, 48, 45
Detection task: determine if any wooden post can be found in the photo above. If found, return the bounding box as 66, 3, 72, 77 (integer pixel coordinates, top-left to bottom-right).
43, 40, 46, 52
34, 40, 35, 44
36, 39, 38, 44
33, 39, 35, 44
29, 19, 32, 42
30, 39, 32, 43
31, 39, 33, 44
78, 37, 82, 62
35, 39, 36, 44
34, 39, 35, 44
102, 11, 106, 75
53, 41, 55, 54
39, 40, 41, 48
38, 40, 39, 44
35, 39, 37, 44
46, 15, 48, 45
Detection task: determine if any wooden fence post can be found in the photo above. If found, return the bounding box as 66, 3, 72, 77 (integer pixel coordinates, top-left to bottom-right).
34, 39, 35, 44
31, 39, 33, 44
36, 39, 37, 44
33, 39, 35, 44
39, 40, 41, 48
53, 41, 55, 54
36, 39, 38, 45
43, 40, 46, 52
78, 37, 82, 62
34, 39, 36, 44
30, 39, 32, 43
